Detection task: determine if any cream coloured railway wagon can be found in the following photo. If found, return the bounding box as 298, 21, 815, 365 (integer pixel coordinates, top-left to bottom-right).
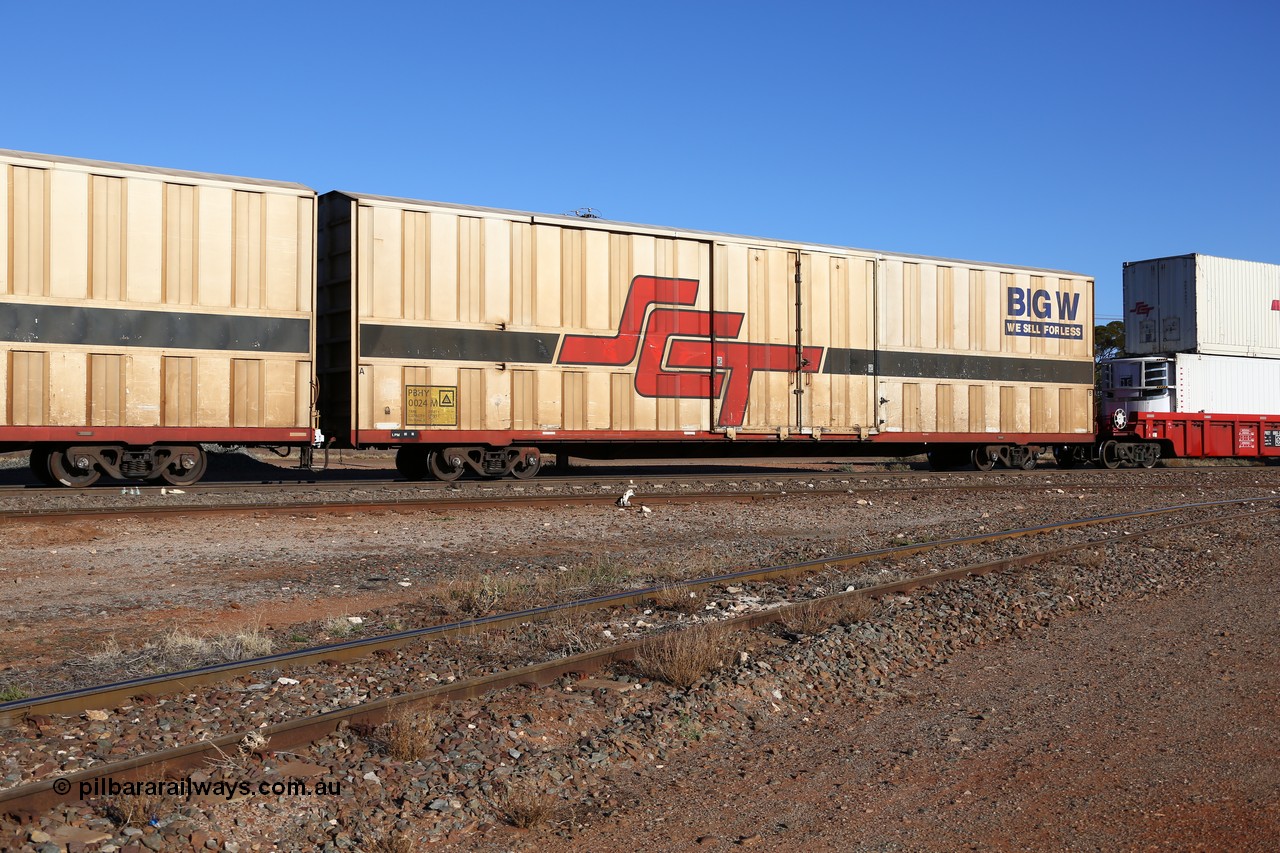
317, 191, 1094, 479
0, 150, 317, 486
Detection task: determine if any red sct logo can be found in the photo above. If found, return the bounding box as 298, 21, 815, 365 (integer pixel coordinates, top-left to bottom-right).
557, 276, 822, 428
1132, 301, 1154, 316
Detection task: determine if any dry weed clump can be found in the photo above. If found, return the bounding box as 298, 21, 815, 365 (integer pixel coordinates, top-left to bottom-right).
1074, 549, 1107, 569
99, 767, 181, 828
446, 573, 541, 617
782, 599, 834, 635
206, 731, 270, 776
781, 594, 875, 635
519, 608, 596, 657
384, 704, 437, 762
841, 567, 909, 591
496, 779, 559, 828
158, 628, 274, 665
649, 585, 705, 615
831, 594, 875, 625
549, 556, 631, 594
1044, 564, 1085, 599
323, 616, 362, 639
367, 834, 415, 853
634, 623, 738, 689
85, 628, 274, 674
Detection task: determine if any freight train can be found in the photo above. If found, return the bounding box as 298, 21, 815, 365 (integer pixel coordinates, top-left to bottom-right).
0, 149, 1274, 486
1093, 254, 1280, 467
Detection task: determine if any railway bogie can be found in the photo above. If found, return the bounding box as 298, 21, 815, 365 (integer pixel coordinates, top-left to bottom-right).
394, 444, 542, 481
25, 443, 211, 486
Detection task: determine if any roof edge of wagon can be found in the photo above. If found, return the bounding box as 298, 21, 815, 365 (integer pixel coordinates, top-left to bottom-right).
0, 148, 314, 193
323, 189, 1094, 280
1123, 252, 1280, 268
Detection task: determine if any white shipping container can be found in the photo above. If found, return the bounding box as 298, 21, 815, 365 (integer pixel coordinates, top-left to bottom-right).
1103, 353, 1280, 416
1123, 254, 1280, 358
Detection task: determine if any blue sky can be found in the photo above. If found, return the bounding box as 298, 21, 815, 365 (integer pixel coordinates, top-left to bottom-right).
6, 1, 1277, 320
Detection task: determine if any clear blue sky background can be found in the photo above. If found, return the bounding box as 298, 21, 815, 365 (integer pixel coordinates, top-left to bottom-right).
5, 1, 1277, 321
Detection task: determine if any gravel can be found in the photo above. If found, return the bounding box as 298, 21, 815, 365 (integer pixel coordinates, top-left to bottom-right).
0, 466, 1276, 851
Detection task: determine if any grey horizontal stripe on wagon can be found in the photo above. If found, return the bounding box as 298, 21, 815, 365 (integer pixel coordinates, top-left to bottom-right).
359, 324, 559, 363
0, 303, 310, 353
824, 348, 1094, 385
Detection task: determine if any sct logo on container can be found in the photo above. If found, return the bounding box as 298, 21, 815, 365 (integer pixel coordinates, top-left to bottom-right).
1004, 286, 1085, 339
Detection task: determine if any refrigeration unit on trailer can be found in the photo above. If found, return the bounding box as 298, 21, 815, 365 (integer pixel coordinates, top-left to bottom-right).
1099, 352, 1280, 461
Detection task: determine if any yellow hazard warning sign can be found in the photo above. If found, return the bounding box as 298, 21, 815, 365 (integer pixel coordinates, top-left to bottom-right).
405, 385, 457, 426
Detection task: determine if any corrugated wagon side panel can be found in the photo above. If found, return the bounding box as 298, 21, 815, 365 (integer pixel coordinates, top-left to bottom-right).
47, 351, 87, 424
348, 199, 730, 439
804, 256, 833, 430
1174, 353, 1280, 414
483, 217, 511, 326
0, 152, 319, 444
335, 189, 1095, 450
8, 351, 47, 425
88, 353, 124, 426
200, 186, 234, 308
812, 255, 875, 431
89, 174, 126, 301
738, 245, 796, 431
1196, 255, 1280, 358
871, 259, 1093, 436
195, 357, 231, 427
935, 385, 955, 432
264, 191, 304, 312
0, 349, 9, 425
125, 350, 162, 422
0, 165, 9, 295
125, 179, 163, 303
263, 359, 300, 427
533, 224, 561, 328
11, 165, 50, 297
162, 356, 195, 427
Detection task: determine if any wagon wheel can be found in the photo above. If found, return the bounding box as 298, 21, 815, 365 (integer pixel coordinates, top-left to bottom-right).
48, 449, 101, 488
395, 447, 431, 481
510, 453, 542, 480
971, 448, 997, 471
427, 450, 465, 482
1100, 440, 1122, 469
160, 448, 208, 486
1139, 445, 1159, 469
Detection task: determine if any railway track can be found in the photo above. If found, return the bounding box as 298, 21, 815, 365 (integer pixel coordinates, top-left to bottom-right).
0, 459, 1259, 497
3, 495, 1275, 819
0, 466, 1253, 524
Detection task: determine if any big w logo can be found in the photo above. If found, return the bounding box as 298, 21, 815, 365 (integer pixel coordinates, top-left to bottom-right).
557, 276, 822, 428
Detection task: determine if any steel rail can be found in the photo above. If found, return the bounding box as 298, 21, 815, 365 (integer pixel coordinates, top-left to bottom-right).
0, 488, 810, 524
0, 461, 1240, 499
2, 495, 1272, 727
0, 473, 1217, 524
3, 500, 1274, 818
